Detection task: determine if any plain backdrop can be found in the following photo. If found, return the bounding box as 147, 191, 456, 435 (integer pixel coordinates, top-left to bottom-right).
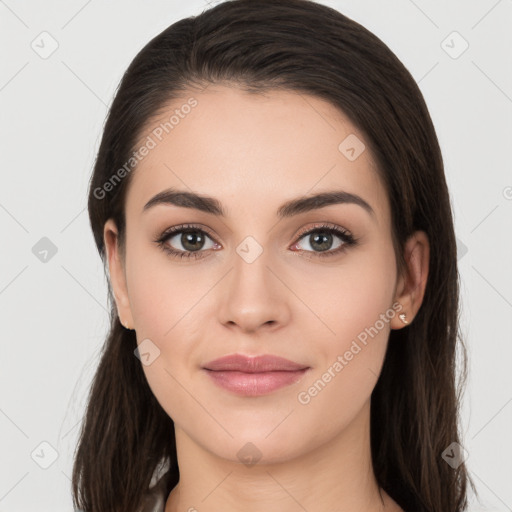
0, 1, 511, 510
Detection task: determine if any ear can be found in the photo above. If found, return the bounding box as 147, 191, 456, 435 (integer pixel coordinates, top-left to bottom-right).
391, 230, 430, 329
104, 218, 134, 329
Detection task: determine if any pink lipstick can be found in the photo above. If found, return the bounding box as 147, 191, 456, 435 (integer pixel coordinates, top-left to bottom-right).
202, 353, 310, 396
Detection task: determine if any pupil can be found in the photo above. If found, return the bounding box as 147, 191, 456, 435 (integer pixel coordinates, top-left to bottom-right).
182, 231, 204, 251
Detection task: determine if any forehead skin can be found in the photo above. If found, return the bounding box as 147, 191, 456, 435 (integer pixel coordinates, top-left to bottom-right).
125, 85, 391, 248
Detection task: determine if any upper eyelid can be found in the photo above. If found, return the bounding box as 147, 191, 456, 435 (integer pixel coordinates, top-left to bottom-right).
161, 223, 217, 241
295, 223, 351, 238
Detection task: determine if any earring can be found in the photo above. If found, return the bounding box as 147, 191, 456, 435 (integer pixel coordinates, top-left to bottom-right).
399, 313, 409, 325
121, 319, 133, 330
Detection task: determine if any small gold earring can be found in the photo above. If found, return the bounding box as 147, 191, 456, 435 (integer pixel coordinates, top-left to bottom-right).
399, 313, 409, 325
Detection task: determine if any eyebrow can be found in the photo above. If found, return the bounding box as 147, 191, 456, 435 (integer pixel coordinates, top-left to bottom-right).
142, 187, 375, 218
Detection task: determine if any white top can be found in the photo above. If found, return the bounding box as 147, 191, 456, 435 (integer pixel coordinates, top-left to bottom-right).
138, 457, 171, 512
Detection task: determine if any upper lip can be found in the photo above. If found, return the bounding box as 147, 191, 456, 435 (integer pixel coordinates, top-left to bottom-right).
203, 354, 309, 373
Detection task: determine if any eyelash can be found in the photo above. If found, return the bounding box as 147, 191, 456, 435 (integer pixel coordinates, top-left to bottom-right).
154, 222, 358, 261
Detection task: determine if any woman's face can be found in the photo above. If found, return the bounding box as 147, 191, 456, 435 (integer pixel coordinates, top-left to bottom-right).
105, 84, 418, 463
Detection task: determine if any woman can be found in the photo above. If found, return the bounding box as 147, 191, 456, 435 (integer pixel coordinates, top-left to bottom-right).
72, 1, 474, 511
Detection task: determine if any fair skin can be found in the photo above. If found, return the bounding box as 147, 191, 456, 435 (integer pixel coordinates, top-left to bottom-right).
104, 85, 429, 512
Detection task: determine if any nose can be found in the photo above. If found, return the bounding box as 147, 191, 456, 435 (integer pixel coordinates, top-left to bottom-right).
216, 244, 291, 334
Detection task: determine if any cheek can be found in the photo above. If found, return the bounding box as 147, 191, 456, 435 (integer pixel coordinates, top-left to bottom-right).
125, 238, 207, 338
295, 303, 392, 439
298, 239, 397, 348
124, 241, 210, 418
294, 241, 396, 411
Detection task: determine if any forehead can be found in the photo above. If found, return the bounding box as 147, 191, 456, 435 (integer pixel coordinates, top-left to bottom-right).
126, 85, 389, 225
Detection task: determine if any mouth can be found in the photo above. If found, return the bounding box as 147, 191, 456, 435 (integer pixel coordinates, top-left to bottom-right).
202, 353, 310, 396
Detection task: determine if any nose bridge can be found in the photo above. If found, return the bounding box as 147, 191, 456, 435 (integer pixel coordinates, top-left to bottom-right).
233, 234, 272, 290
217, 233, 290, 332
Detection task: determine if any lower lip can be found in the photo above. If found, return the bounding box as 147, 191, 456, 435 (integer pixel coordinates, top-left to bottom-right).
203, 368, 310, 396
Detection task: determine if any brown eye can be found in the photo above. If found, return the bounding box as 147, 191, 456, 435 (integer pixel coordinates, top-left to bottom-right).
172, 230, 208, 252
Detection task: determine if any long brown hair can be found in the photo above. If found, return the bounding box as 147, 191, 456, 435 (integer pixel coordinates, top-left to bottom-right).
72, 1, 475, 510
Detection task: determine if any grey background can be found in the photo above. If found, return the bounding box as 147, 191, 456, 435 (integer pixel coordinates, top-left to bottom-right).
1, 0, 511, 510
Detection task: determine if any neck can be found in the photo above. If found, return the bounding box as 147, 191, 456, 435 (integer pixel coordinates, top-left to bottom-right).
165, 400, 398, 512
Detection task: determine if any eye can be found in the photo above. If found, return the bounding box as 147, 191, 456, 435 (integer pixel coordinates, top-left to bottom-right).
291, 223, 357, 258
154, 224, 220, 260
154, 222, 358, 261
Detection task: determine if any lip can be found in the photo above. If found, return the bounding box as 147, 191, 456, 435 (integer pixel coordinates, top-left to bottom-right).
202, 354, 310, 396
203, 354, 308, 372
